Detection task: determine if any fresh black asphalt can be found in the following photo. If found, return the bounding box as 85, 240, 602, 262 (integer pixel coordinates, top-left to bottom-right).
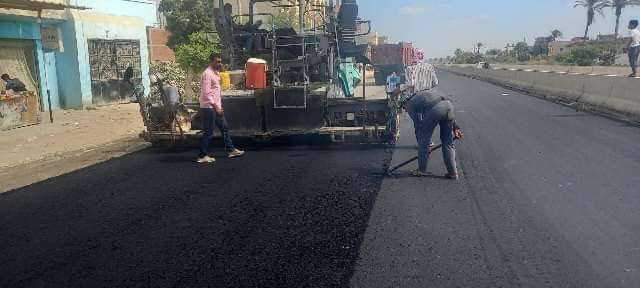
0, 144, 391, 287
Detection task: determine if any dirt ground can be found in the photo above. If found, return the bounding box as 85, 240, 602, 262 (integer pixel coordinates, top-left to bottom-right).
0, 103, 145, 170
0, 104, 148, 193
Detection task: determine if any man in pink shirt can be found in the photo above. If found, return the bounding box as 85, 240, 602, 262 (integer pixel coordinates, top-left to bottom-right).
197, 53, 245, 163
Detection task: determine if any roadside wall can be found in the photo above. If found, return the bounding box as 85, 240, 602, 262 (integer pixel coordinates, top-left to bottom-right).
148, 27, 175, 62
439, 65, 640, 122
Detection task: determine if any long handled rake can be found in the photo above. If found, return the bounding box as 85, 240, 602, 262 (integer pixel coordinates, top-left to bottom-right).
386, 144, 443, 176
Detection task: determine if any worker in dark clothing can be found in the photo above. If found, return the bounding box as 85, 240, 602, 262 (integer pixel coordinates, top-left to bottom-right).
1, 74, 27, 92
399, 88, 462, 179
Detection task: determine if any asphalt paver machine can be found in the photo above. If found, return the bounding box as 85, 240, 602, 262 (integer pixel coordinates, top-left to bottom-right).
140, 0, 400, 146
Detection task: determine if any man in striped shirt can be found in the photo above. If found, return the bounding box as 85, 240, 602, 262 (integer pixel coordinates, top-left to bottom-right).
404, 63, 439, 92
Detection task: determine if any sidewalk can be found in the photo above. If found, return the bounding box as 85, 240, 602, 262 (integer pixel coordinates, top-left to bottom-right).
0, 103, 148, 192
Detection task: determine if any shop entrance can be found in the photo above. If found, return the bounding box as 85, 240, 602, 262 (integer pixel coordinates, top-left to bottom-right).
0, 39, 41, 130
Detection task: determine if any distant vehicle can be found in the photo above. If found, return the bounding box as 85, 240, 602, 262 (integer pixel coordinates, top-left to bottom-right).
371, 42, 422, 85
476, 62, 490, 69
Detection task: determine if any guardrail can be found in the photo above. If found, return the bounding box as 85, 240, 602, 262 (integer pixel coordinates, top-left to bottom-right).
438, 65, 640, 122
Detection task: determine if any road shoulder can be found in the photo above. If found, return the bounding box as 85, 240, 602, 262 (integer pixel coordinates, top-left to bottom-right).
0, 137, 150, 193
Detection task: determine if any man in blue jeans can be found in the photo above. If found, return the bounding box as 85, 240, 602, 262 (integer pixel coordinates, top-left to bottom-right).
626, 20, 640, 77
197, 53, 245, 163
395, 63, 462, 179
402, 89, 462, 180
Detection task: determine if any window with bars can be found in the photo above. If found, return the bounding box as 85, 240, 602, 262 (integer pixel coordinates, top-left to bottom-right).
88, 39, 142, 81
88, 39, 143, 105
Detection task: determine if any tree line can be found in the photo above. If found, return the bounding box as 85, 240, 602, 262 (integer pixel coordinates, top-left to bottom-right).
446, 0, 639, 66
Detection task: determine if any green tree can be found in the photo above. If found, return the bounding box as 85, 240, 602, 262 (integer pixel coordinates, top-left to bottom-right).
486, 49, 502, 56
454, 48, 464, 59
272, 8, 302, 29
574, 0, 608, 39
564, 46, 601, 66
550, 29, 563, 41
514, 42, 531, 62
605, 0, 640, 38
175, 31, 222, 71
476, 42, 484, 54
159, 0, 215, 48
531, 37, 552, 57
452, 49, 485, 64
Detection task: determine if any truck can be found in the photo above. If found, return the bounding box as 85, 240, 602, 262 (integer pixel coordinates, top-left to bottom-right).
138, 0, 402, 147
371, 42, 423, 85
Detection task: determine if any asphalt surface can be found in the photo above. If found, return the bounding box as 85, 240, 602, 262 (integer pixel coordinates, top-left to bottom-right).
2, 71, 640, 287
0, 144, 391, 287
351, 71, 640, 288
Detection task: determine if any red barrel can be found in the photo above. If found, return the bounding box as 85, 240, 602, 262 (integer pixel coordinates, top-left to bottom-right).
245, 58, 267, 89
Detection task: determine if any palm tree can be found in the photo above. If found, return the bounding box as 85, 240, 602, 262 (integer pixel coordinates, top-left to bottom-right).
605, 0, 640, 38
476, 42, 484, 54
454, 48, 464, 58
574, 0, 608, 39
550, 29, 563, 41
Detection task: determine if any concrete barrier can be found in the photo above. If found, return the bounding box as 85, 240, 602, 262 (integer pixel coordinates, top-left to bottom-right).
498, 69, 520, 87
483, 69, 503, 82
568, 66, 595, 74
438, 65, 640, 122
529, 72, 585, 102
591, 67, 625, 76
511, 70, 536, 91
606, 77, 640, 117
443, 64, 630, 76
579, 75, 616, 107
537, 65, 570, 73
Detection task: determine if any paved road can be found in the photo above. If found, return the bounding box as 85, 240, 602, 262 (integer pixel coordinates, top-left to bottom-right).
1, 71, 639, 287
351, 71, 640, 288
0, 144, 391, 287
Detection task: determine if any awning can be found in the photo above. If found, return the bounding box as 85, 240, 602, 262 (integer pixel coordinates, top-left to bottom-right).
0, 0, 88, 11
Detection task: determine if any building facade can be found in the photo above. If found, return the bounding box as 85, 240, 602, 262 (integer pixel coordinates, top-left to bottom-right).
58, 0, 157, 107
0, 0, 157, 112
1, 0, 67, 129
548, 41, 572, 57
147, 0, 174, 62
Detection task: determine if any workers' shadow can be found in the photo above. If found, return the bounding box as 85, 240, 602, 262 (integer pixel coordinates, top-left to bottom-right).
383, 171, 449, 179
156, 154, 198, 164
392, 145, 419, 151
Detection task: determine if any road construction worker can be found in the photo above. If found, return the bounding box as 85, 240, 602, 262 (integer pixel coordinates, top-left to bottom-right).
626, 20, 640, 77
197, 53, 245, 163
396, 63, 462, 179
385, 71, 401, 98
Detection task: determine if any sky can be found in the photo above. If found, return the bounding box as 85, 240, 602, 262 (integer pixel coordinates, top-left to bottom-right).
358, 0, 640, 58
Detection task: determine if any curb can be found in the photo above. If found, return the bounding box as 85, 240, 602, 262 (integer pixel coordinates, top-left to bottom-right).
0, 139, 152, 194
